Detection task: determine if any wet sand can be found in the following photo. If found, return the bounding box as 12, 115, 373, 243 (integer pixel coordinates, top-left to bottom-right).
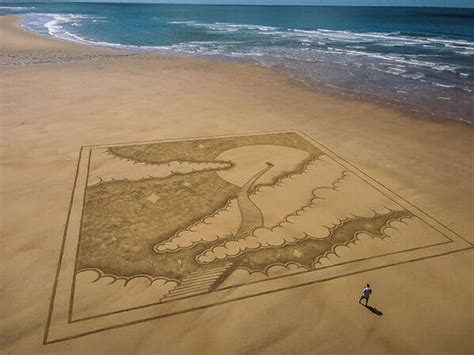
0, 15, 473, 354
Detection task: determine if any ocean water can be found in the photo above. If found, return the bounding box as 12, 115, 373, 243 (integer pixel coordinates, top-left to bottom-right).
1, 3, 473, 123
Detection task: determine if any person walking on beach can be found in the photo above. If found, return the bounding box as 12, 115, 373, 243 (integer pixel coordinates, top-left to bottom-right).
359, 284, 372, 306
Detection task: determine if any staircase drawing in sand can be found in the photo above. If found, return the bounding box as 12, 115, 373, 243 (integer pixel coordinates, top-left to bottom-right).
160, 262, 238, 303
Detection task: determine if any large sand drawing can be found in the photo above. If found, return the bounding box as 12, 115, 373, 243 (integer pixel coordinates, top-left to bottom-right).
44, 131, 472, 344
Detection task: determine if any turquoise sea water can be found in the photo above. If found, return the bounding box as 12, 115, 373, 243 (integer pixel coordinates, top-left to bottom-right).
1, 3, 473, 123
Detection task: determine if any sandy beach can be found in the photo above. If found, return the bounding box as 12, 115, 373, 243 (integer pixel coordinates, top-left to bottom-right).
0, 15, 473, 354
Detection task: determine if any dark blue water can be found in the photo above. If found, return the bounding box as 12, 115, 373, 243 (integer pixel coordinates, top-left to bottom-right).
1, 3, 473, 123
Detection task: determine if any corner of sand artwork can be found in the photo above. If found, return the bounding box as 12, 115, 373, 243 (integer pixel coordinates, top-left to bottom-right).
70, 132, 446, 321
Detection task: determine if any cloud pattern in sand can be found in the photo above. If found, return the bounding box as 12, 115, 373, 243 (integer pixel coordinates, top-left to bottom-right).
314, 216, 447, 268
218, 216, 447, 287
252, 155, 347, 227
218, 263, 309, 289
154, 155, 343, 253
88, 148, 231, 186
154, 199, 241, 252
197, 172, 403, 263
73, 269, 177, 319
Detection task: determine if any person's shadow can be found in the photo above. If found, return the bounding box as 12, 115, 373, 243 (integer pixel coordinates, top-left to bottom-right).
363, 304, 383, 316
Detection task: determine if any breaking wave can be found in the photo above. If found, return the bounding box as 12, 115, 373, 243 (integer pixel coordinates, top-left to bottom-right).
9, 6, 474, 123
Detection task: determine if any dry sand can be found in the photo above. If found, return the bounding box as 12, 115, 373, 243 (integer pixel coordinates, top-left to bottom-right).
0, 15, 473, 354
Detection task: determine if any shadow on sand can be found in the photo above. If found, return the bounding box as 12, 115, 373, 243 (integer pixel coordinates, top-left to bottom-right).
363, 304, 383, 316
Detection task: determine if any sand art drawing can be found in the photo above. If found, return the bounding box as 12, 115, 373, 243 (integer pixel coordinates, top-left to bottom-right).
44, 131, 472, 344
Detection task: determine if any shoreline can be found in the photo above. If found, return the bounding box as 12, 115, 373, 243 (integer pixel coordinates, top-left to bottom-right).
4, 14, 472, 127
1, 14, 472, 355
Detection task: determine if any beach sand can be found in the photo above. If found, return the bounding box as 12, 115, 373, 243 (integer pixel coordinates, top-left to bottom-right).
1, 15, 473, 354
